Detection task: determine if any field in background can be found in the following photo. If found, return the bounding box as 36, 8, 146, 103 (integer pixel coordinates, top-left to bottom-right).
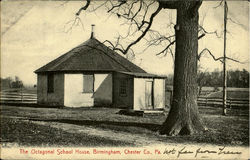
208, 90, 249, 99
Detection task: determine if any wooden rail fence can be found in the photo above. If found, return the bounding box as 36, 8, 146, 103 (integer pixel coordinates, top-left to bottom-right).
0, 90, 37, 104
166, 90, 249, 109
197, 97, 249, 108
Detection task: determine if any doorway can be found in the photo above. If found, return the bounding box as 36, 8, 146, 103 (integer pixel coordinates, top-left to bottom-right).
145, 81, 153, 109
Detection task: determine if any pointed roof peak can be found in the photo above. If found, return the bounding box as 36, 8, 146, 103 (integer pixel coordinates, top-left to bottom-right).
35, 36, 146, 74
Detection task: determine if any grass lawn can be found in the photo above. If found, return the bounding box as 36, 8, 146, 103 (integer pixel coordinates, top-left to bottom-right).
0, 105, 249, 147
1, 117, 133, 147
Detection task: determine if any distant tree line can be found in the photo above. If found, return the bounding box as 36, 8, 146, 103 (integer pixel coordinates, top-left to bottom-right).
166, 69, 249, 88
0, 76, 23, 90
227, 69, 249, 88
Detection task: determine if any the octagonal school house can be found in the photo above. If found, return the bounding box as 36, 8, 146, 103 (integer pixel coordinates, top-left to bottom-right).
35, 31, 166, 110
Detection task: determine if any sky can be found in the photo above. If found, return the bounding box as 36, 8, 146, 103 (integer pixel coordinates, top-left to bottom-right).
1, 1, 249, 85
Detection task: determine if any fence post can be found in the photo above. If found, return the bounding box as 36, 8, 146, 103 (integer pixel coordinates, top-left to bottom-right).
21, 87, 23, 102
205, 97, 207, 107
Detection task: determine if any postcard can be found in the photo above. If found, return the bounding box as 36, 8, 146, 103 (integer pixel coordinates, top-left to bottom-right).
1, 0, 249, 159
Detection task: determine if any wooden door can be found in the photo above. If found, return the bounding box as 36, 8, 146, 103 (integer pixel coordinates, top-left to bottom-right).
145, 81, 153, 109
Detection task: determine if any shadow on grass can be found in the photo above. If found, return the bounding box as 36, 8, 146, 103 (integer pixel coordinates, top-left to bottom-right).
1, 117, 135, 147
28, 118, 161, 132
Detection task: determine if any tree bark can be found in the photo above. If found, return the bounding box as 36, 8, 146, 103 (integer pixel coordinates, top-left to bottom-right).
160, 2, 205, 136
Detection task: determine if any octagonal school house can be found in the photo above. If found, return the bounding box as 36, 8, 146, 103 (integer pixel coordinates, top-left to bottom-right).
35, 27, 166, 110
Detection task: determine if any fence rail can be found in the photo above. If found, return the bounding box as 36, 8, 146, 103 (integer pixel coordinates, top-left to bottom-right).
166, 90, 249, 109
197, 97, 249, 108
0, 90, 37, 104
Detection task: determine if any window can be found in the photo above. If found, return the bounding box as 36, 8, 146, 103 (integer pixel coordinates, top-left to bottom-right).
119, 79, 128, 96
47, 74, 54, 93
83, 74, 94, 93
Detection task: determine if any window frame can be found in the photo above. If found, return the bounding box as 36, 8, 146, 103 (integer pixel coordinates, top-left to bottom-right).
47, 74, 54, 93
119, 78, 128, 97
82, 74, 94, 93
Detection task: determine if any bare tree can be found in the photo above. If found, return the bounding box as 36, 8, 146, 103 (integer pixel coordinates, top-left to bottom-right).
76, 0, 245, 136
76, 0, 206, 136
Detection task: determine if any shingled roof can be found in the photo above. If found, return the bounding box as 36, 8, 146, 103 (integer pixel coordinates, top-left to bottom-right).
35, 37, 146, 73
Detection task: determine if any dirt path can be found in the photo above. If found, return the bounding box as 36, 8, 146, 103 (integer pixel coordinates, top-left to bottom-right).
28, 119, 166, 147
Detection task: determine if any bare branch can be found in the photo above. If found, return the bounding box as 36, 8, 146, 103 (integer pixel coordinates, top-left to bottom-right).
227, 17, 245, 28
122, 4, 162, 54
156, 40, 175, 56
125, 0, 139, 17
141, 1, 155, 23
225, 57, 243, 63
214, 0, 223, 9
120, 22, 138, 38
111, 1, 157, 32
198, 48, 243, 64
140, 34, 174, 54
87, 1, 109, 12
156, 33, 205, 56
75, 0, 207, 59
115, 12, 141, 29
146, 30, 175, 46
76, 0, 91, 16
103, 39, 126, 54
107, 0, 126, 13
64, 16, 84, 33
130, 0, 143, 20
199, 25, 222, 38
198, 48, 223, 62
83, 2, 163, 55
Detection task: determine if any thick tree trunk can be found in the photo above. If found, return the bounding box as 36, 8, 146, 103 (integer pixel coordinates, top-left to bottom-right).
160, 2, 205, 136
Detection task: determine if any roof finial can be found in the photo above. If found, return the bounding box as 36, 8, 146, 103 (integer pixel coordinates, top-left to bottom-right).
91, 24, 95, 38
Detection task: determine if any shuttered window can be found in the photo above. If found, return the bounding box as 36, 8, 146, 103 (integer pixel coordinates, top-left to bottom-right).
119, 79, 128, 97
47, 74, 54, 93
83, 74, 94, 93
